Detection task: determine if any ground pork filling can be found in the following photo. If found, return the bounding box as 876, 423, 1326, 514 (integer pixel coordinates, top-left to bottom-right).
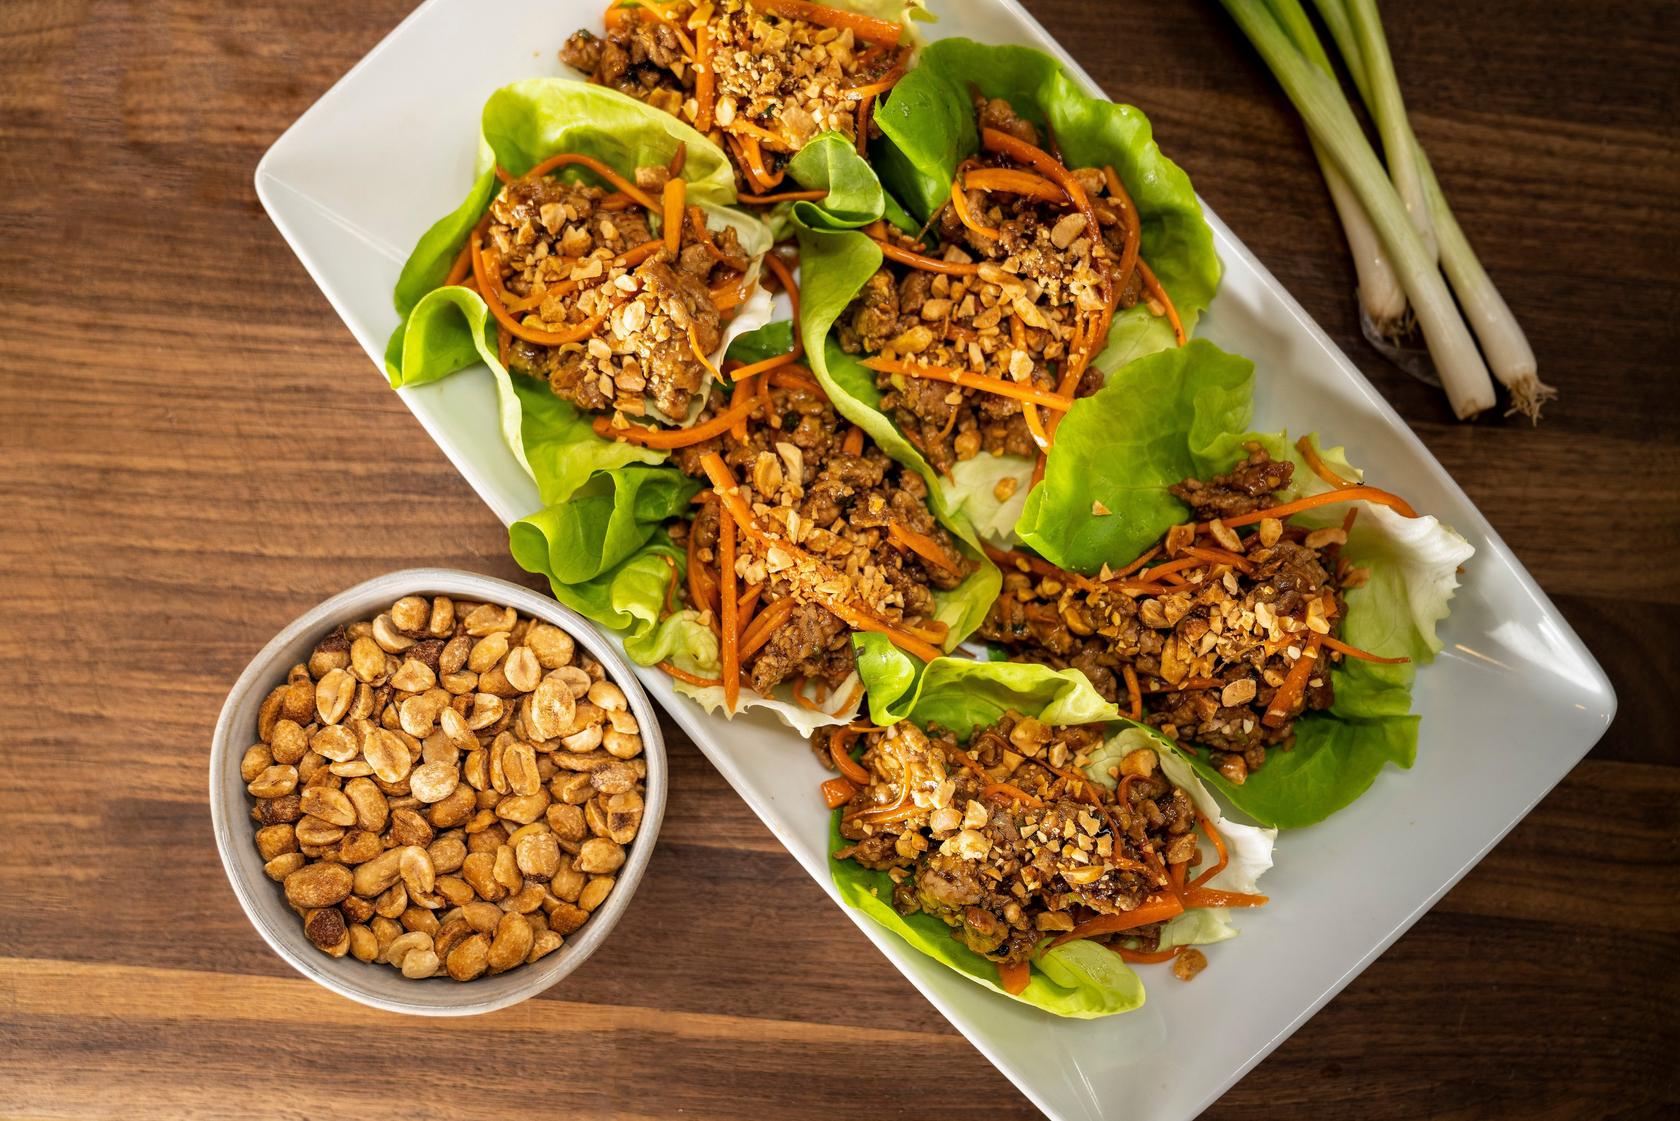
485, 166, 749, 421
980, 448, 1368, 785
561, 1, 907, 185
668, 378, 971, 695
835, 97, 1150, 473
832, 714, 1198, 965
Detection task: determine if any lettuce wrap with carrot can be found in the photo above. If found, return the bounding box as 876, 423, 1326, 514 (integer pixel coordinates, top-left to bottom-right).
827, 641, 1275, 1017
996, 338, 1474, 827
796, 38, 1221, 543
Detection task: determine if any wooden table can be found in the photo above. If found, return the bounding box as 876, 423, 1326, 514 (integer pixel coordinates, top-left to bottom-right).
3, 0, 1676, 1116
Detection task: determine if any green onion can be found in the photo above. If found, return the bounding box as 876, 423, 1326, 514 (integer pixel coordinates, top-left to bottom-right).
1309, 0, 1553, 420
1266, 0, 1407, 335
1222, 0, 1497, 419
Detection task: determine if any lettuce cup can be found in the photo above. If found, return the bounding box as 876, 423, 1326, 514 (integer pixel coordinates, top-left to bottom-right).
562, 0, 921, 198
823, 647, 1275, 1017
797, 38, 1221, 541
997, 339, 1474, 828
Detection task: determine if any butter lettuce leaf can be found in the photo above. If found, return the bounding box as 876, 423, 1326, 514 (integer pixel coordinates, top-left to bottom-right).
1015, 339, 1257, 573
872, 37, 1220, 357
386, 78, 767, 395
852, 631, 1117, 734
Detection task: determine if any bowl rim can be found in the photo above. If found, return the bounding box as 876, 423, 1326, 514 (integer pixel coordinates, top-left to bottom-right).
208, 566, 667, 1016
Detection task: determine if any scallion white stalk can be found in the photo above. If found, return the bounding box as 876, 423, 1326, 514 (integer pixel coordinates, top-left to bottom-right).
1222, 0, 1496, 418
1313, 0, 1553, 418
1267, 0, 1407, 334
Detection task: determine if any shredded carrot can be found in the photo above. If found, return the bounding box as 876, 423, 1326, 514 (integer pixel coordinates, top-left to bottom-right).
981, 781, 1044, 808
719, 503, 740, 713
739, 597, 794, 658
496, 325, 510, 369
841, 427, 864, 456
1181, 545, 1255, 574
963, 166, 1070, 206
830, 736, 872, 786
791, 677, 828, 712
494, 165, 512, 185
980, 127, 1101, 261
693, 23, 714, 132
862, 356, 1074, 412
949, 166, 1001, 241
869, 234, 979, 276
886, 522, 963, 576
592, 394, 758, 448
1262, 634, 1322, 729
443, 239, 473, 286
615, 239, 667, 270
729, 368, 758, 443
710, 278, 749, 311
1188, 811, 1228, 891
736, 581, 763, 634
1048, 896, 1185, 949
689, 205, 749, 271
1123, 664, 1143, 720
686, 504, 719, 619
996, 959, 1032, 995
1218, 485, 1419, 528
1021, 401, 1053, 451
732, 133, 785, 191
768, 368, 823, 395
755, 0, 904, 46
1135, 258, 1186, 346
700, 453, 945, 662
854, 92, 874, 157
1136, 555, 1204, 583
473, 237, 614, 346
659, 554, 681, 616
662, 177, 686, 254
521, 151, 661, 212
1181, 887, 1269, 909
657, 661, 721, 688
1119, 945, 1186, 965
1321, 635, 1411, 664
820, 776, 859, 809
1293, 436, 1354, 490
1100, 165, 1142, 297
736, 188, 830, 205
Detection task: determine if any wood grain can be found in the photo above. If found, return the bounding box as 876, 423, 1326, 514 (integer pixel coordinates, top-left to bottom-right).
1, 0, 1676, 1117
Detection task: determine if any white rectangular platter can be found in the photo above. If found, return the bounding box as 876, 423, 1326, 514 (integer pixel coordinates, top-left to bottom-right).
255, 2, 1617, 1117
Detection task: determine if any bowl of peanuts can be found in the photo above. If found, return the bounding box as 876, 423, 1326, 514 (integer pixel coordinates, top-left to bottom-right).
209, 568, 665, 1015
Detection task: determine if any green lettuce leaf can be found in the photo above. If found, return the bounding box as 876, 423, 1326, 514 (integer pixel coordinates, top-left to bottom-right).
1015, 339, 1257, 572
828, 809, 1145, 1018
386, 77, 766, 394
852, 631, 1117, 733
872, 38, 1220, 353
779, 130, 886, 233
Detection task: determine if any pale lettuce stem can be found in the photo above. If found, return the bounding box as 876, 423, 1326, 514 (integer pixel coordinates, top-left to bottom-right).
1222, 0, 1495, 418
1346, 0, 1437, 262
1315, 0, 1551, 418
1267, 0, 1407, 332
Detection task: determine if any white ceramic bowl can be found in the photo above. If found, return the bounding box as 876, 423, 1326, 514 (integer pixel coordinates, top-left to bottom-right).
209, 567, 666, 1015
